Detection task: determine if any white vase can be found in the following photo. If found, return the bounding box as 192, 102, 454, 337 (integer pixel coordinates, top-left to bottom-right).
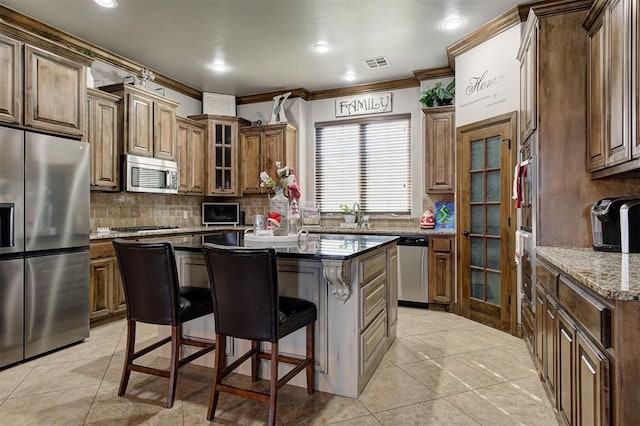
269, 187, 289, 236
343, 214, 356, 224
86, 67, 95, 88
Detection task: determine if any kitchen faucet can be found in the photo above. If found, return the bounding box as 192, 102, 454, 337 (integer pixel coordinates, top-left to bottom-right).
352, 202, 363, 229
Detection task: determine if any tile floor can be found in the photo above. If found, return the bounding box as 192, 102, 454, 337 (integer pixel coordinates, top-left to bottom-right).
0, 307, 561, 425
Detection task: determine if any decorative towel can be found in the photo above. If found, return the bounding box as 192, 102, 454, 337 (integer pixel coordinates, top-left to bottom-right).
512, 163, 521, 208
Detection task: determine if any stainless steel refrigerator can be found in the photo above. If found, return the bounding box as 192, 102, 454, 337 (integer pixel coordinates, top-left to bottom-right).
0, 126, 90, 368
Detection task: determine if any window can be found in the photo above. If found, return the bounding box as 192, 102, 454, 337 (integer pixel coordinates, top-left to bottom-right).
315, 114, 411, 214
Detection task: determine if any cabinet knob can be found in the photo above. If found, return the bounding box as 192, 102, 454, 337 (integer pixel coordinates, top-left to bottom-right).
462, 230, 470, 237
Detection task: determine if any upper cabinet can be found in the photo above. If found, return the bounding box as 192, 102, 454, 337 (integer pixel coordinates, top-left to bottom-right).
518, 16, 538, 143
86, 88, 120, 191
239, 123, 297, 195
585, 0, 639, 177
189, 114, 250, 196
0, 33, 22, 125
176, 116, 206, 196
0, 23, 92, 138
100, 83, 179, 161
424, 106, 455, 193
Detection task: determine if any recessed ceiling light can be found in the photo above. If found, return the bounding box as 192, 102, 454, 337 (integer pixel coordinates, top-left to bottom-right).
313, 43, 332, 53
441, 17, 463, 30
209, 62, 228, 72
93, 0, 118, 8
344, 72, 357, 82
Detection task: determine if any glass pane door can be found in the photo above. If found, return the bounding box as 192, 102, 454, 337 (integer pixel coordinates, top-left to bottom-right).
469, 135, 502, 306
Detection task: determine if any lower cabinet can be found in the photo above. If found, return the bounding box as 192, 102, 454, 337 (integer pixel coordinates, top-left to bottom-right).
428, 236, 453, 305
89, 241, 126, 322
532, 258, 611, 426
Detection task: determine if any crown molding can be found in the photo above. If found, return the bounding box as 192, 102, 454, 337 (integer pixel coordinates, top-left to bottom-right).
413, 66, 455, 81
308, 77, 420, 101
236, 88, 310, 105
0, 4, 202, 100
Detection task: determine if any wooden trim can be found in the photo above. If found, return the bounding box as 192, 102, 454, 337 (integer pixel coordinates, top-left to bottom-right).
187, 114, 251, 126
0, 22, 93, 65
236, 88, 310, 105
308, 77, 419, 101
583, 0, 609, 29
314, 113, 411, 128
446, 0, 593, 69
413, 66, 454, 81
0, 4, 202, 100
446, 6, 521, 69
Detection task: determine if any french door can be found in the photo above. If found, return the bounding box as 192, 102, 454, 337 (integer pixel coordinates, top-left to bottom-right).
456, 112, 517, 334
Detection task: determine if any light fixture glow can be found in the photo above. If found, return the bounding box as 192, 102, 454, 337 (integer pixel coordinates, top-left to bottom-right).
344, 72, 357, 82
441, 17, 463, 30
209, 62, 228, 72
93, 0, 118, 8
313, 42, 332, 53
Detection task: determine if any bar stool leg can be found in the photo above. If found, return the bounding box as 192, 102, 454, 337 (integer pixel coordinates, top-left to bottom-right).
118, 320, 136, 397
167, 325, 181, 408
268, 342, 279, 426
306, 323, 314, 394
207, 333, 226, 421
251, 340, 260, 382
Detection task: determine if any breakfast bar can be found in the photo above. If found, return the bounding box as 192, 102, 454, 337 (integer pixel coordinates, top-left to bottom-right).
150, 232, 399, 398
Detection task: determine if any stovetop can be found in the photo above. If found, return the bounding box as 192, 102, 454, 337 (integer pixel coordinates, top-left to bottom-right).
109, 226, 179, 232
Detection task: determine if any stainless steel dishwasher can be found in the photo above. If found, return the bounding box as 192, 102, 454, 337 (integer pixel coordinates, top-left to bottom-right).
397, 236, 429, 307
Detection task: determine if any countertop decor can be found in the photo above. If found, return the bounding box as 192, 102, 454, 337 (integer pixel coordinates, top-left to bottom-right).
536, 246, 640, 301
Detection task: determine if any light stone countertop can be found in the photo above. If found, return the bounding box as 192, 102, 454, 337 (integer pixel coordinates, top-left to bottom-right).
90, 225, 455, 240
536, 246, 640, 301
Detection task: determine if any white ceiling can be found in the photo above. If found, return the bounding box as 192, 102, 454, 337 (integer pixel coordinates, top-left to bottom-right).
0, 0, 523, 96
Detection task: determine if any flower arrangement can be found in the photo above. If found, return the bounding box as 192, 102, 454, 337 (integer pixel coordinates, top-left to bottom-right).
259, 161, 300, 200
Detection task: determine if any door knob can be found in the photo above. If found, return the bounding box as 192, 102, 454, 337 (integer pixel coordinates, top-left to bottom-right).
462, 230, 470, 236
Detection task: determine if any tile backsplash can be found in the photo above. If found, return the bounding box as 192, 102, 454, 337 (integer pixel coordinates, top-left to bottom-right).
90, 192, 204, 230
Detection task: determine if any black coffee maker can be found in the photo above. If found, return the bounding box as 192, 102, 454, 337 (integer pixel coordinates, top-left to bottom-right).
591, 198, 634, 252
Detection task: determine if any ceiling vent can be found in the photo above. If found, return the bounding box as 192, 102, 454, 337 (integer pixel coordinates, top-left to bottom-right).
363, 56, 391, 69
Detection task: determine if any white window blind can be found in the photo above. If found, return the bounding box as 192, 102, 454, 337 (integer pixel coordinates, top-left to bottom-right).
315, 114, 411, 214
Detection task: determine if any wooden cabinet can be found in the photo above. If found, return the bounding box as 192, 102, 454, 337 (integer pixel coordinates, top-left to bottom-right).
0, 24, 92, 137
189, 114, 250, 196
428, 236, 453, 305
0, 33, 21, 125
176, 116, 206, 195
518, 16, 537, 142
424, 106, 454, 193
532, 257, 611, 426
585, 0, 640, 177
100, 83, 179, 160
89, 241, 126, 323
24, 45, 87, 138
86, 88, 120, 191
239, 123, 297, 195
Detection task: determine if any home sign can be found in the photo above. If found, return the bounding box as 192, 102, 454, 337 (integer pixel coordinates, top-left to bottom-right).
335, 92, 393, 117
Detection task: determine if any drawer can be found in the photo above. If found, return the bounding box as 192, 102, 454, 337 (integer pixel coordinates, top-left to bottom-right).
522, 271, 532, 301
521, 303, 534, 351
558, 275, 612, 348
360, 274, 386, 329
536, 259, 558, 296
90, 241, 116, 259
360, 251, 386, 285
430, 237, 452, 252
360, 310, 387, 376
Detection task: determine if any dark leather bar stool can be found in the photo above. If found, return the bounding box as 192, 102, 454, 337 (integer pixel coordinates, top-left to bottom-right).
112, 239, 216, 408
202, 243, 317, 426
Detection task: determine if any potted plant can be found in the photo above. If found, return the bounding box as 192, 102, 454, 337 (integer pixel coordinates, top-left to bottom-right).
339, 203, 356, 224
419, 79, 455, 107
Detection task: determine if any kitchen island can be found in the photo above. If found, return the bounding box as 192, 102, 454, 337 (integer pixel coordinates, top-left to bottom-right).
149, 232, 399, 398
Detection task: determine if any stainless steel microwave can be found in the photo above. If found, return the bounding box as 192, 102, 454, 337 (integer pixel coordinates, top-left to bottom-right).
202, 203, 240, 225
123, 154, 178, 194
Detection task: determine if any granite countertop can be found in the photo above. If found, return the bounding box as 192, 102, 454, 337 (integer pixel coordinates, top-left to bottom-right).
536, 246, 640, 301
90, 225, 455, 240
142, 232, 399, 261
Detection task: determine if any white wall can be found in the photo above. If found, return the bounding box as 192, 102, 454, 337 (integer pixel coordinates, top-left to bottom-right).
455, 25, 521, 127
